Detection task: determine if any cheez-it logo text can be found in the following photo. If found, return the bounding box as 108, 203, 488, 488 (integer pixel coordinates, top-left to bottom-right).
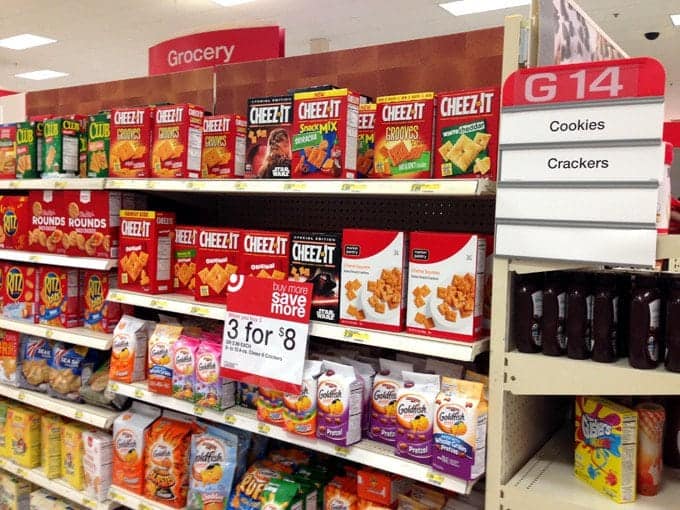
439, 92, 495, 117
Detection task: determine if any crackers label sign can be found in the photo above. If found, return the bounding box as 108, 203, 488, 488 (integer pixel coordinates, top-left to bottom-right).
220, 276, 312, 393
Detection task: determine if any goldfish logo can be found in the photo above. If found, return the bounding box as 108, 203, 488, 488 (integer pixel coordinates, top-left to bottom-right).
3, 210, 17, 237
43, 272, 63, 308
6, 267, 23, 301
87, 275, 103, 311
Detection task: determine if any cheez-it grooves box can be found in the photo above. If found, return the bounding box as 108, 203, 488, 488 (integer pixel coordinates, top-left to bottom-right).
434, 87, 500, 179
292, 89, 360, 178
109, 107, 155, 178
152, 104, 204, 178
201, 114, 246, 178
373, 92, 435, 178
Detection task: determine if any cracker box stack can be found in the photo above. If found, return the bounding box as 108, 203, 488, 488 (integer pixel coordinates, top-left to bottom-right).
246, 95, 294, 178
194, 227, 241, 303
151, 104, 205, 178
373, 92, 435, 178
434, 87, 500, 179
201, 114, 246, 178
109, 106, 155, 178
291, 89, 360, 178
42, 116, 87, 178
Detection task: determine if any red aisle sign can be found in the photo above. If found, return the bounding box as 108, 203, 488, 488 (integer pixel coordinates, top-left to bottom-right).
502, 57, 665, 107
220, 275, 312, 394
148, 26, 285, 75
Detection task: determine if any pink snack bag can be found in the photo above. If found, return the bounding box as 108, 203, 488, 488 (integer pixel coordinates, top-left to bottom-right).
195, 340, 235, 411
172, 335, 200, 402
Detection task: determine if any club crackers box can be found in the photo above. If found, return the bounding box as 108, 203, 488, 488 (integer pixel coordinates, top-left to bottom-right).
246, 95, 294, 178
201, 114, 246, 178
289, 232, 341, 323
3, 264, 39, 322
0, 196, 29, 250
87, 112, 110, 177
0, 124, 16, 179
151, 103, 205, 178
173, 225, 198, 295
27, 191, 66, 254
194, 227, 241, 304
241, 230, 290, 279
356, 103, 376, 178
109, 106, 155, 178
373, 93, 435, 178
36, 266, 82, 328
118, 210, 176, 294
434, 87, 500, 179
31, 115, 54, 176
42, 116, 87, 178
15, 121, 38, 179
292, 88, 360, 178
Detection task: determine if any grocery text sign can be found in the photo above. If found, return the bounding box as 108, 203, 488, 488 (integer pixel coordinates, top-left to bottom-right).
221, 276, 312, 393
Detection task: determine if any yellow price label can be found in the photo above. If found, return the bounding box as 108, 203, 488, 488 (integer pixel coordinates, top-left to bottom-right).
341, 183, 367, 192
257, 423, 270, 434
410, 183, 441, 193
16, 468, 25, 477
55, 181, 67, 189
107, 180, 121, 188
108, 292, 123, 302
194, 406, 205, 416
426, 472, 445, 485
234, 182, 248, 191
75, 410, 84, 419
139, 503, 152, 510
283, 183, 307, 192
149, 299, 167, 310
109, 382, 119, 392
343, 329, 369, 342
224, 414, 237, 425
82, 498, 95, 508
189, 305, 210, 317
44, 329, 54, 339
28, 255, 39, 262
17, 392, 26, 401
146, 181, 156, 189
334, 446, 350, 457
109, 490, 123, 502
134, 388, 145, 399
8, 181, 18, 188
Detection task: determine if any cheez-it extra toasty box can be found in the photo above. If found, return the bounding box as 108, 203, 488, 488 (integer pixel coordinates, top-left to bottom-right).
36, 266, 81, 328
241, 229, 290, 279
434, 87, 499, 179
152, 104, 205, 178
194, 227, 241, 304
201, 114, 246, 178
118, 210, 176, 294
173, 225, 197, 295
2, 264, 38, 322
340, 229, 407, 332
292, 88, 360, 178
373, 92, 435, 179
109, 107, 155, 178
406, 232, 486, 341
63, 190, 122, 258
356, 103, 376, 178
246, 95, 293, 178
0, 196, 29, 250
27, 191, 66, 254
0, 124, 16, 179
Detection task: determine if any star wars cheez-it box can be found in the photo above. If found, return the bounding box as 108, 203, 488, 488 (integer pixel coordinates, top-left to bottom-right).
373, 92, 435, 178
194, 227, 241, 304
241, 230, 290, 279
340, 229, 407, 332
246, 96, 293, 178
152, 104, 204, 178
118, 210, 175, 294
173, 225, 197, 296
292, 89, 360, 178
201, 114, 246, 178
434, 87, 499, 179
109, 107, 155, 178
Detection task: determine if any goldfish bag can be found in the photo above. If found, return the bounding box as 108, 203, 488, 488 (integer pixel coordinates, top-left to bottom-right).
110, 315, 150, 383
148, 324, 183, 395
283, 360, 323, 436
172, 334, 200, 402
368, 359, 413, 445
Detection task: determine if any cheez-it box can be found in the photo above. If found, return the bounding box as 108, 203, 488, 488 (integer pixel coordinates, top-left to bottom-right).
109, 107, 155, 178
340, 229, 407, 332
292, 89, 360, 178
201, 114, 246, 178
246, 95, 293, 178
63, 190, 122, 258
241, 230, 290, 279
118, 210, 176, 294
194, 227, 241, 304
27, 191, 66, 254
434, 87, 500, 179
173, 225, 197, 295
373, 92, 435, 179
152, 104, 205, 178
406, 232, 486, 341
356, 103, 376, 178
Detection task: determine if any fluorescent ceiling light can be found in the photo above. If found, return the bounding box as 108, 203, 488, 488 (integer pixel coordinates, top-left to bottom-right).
671, 14, 680, 26
0, 33, 56, 50
440, 0, 530, 16
211, 0, 254, 6
15, 69, 68, 80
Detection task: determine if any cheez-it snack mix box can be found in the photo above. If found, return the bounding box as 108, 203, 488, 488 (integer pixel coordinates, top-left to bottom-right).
241, 230, 290, 279
27, 191, 66, 254
434, 87, 499, 179
340, 229, 407, 332
152, 104, 204, 178
201, 114, 246, 178
407, 232, 486, 341
194, 227, 241, 304
36, 266, 81, 328
292, 88, 360, 178
0, 196, 29, 250
109, 107, 155, 178
373, 92, 435, 178
118, 210, 176, 294
246, 95, 294, 178
63, 190, 122, 258
3, 264, 38, 322
173, 225, 197, 295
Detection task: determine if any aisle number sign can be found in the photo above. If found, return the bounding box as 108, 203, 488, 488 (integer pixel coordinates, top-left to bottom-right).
220, 276, 312, 393
496, 58, 666, 266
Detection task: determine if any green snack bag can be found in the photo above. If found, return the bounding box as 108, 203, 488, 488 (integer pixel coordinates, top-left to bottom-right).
87, 112, 110, 177
260, 478, 300, 510
15, 122, 38, 178
285, 475, 319, 510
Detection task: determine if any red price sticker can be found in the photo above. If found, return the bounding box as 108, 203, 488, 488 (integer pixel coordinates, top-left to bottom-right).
220, 276, 312, 393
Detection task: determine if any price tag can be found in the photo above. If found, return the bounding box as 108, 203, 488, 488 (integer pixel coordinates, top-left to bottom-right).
82, 497, 96, 509
426, 472, 445, 485
341, 183, 367, 193
669, 258, 680, 273
17, 392, 26, 401
224, 414, 237, 425
334, 446, 349, 457
134, 388, 145, 399
149, 299, 167, 310
139, 503, 152, 510
257, 423, 271, 434
107, 179, 122, 188
283, 183, 307, 192
55, 181, 67, 189
8, 181, 18, 188
16, 468, 25, 477
187, 181, 206, 190
0, 458, 5, 466
410, 183, 440, 193
75, 410, 84, 419
109, 489, 123, 502
109, 382, 119, 392
193, 406, 205, 416
44, 329, 54, 339
28, 255, 39, 262
146, 181, 156, 189
221, 277, 312, 394
189, 305, 211, 317
234, 182, 248, 191
108, 292, 123, 302
343, 329, 369, 342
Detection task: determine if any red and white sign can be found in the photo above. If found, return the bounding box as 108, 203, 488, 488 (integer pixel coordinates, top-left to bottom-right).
148, 26, 285, 75
220, 276, 312, 393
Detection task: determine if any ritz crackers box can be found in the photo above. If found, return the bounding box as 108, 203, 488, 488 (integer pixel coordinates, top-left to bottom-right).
15, 121, 38, 179
87, 112, 110, 177
83, 270, 124, 333
0, 196, 29, 250
42, 116, 87, 178
373, 93, 435, 178
292, 89, 360, 178
356, 103, 376, 178
201, 114, 246, 178
3, 264, 38, 322
173, 225, 198, 295
246, 95, 294, 178
0, 124, 16, 178
63, 190, 122, 259
27, 191, 66, 254
241, 230, 290, 279
434, 87, 500, 179
118, 210, 176, 294
109, 107, 155, 178
194, 227, 241, 304
36, 266, 82, 328
152, 104, 205, 178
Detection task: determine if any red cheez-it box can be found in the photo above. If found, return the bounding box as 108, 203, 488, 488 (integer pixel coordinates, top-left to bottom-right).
194, 227, 241, 304
173, 225, 197, 296
152, 104, 205, 178
201, 114, 246, 178
241, 230, 290, 279
118, 210, 176, 294
109, 107, 154, 178
434, 87, 500, 179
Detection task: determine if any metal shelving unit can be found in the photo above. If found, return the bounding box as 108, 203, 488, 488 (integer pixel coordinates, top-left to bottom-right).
0, 318, 113, 350
0, 249, 116, 270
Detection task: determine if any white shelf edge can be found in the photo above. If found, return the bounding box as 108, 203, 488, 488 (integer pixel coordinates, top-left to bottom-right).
109, 485, 180, 510
0, 383, 118, 429
106, 290, 488, 362
0, 178, 106, 190
0, 318, 112, 350
0, 249, 116, 270
0, 456, 114, 509
110, 380, 476, 495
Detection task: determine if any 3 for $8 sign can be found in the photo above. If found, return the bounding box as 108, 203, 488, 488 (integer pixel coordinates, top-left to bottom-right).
221, 276, 312, 393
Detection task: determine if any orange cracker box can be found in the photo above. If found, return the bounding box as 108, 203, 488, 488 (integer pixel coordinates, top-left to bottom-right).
152, 104, 205, 178
356, 103, 376, 178
36, 266, 82, 328
201, 114, 246, 178
406, 232, 486, 342
340, 229, 407, 332
373, 92, 435, 178
194, 227, 241, 304
83, 270, 125, 333
241, 230, 290, 279
0, 124, 16, 178
27, 190, 66, 254
3, 264, 38, 322
109, 107, 155, 178
118, 210, 176, 294
173, 225, 197, 295
0, 196, 29, 250
63, 190, 123, 259
434, 87, 500, 179
292, 88, 360, 178
357, 468, 411, 506
246, 95, 294, 178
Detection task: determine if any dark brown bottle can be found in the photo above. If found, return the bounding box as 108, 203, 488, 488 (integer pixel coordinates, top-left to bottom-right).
592, 273, 619, 363
616, 274, 631, 359
665, 276, 680, 372
542, 273, 566, 356
566, 273, 593, 360
629, 274, 662, 369
664, 397, 680, 467
514, 274, 543, 353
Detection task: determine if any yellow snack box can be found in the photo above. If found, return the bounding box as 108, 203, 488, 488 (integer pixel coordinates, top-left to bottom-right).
41, 413, 64, 479
62, 422, 90, 490
7, 405, 41, 468
0, 398, 10, 458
